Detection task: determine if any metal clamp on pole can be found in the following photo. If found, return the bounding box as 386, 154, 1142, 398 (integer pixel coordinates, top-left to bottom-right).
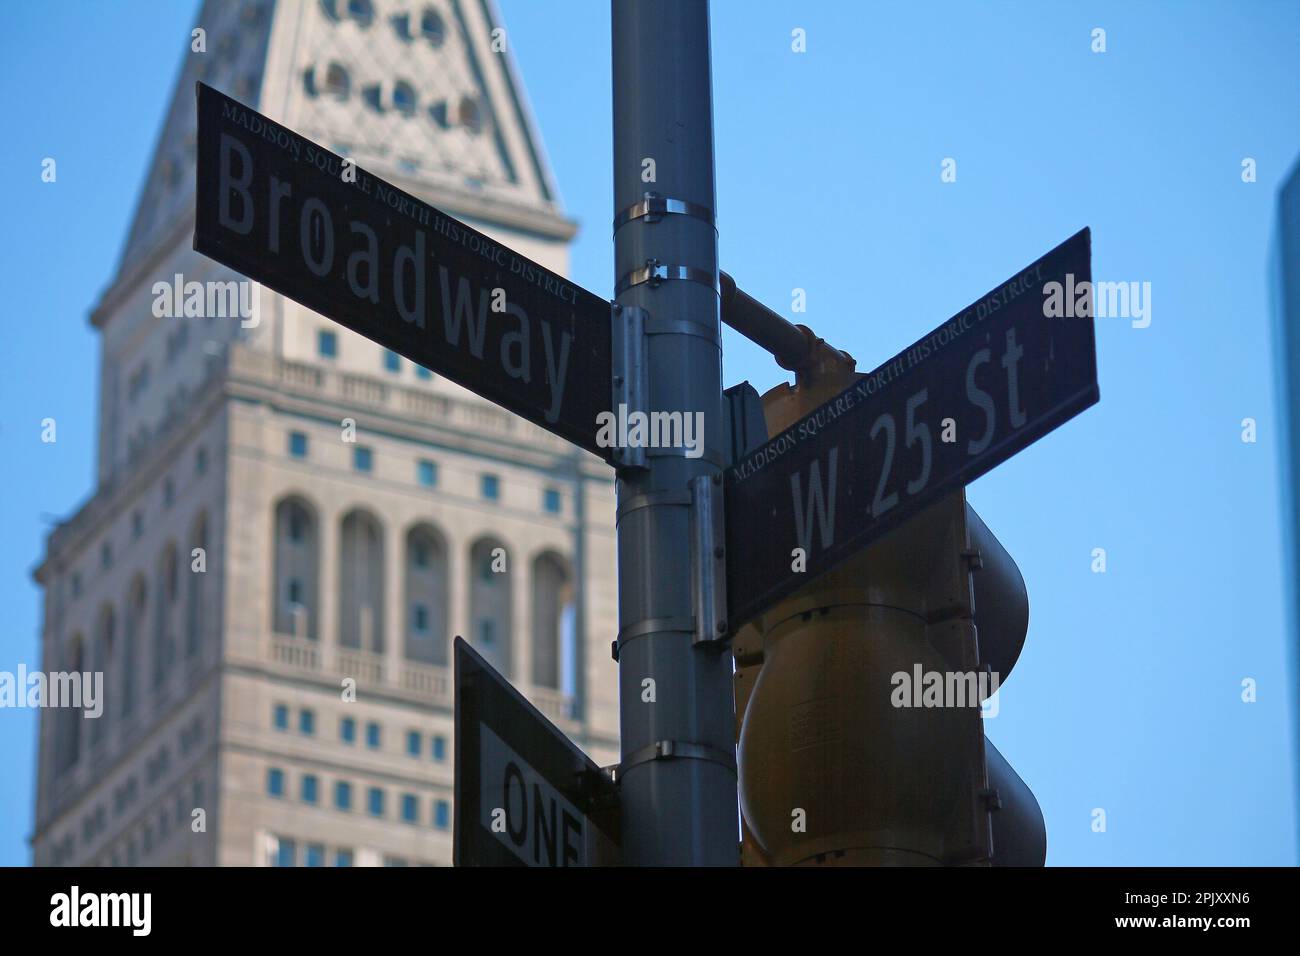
613, 191, 716, 230
610, 302, 648, 470
690, 473, 728, 645
611, 614, 695, 662
615, 258, 719, 297
620, 739, 737, 777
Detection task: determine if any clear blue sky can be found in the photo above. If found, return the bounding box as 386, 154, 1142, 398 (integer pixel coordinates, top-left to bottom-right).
1, 0, 1297, 866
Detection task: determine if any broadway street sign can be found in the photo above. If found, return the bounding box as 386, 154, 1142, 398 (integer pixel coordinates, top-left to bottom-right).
194, 82, 613, 458
454, 638, 620, 866
724, 228, 1098, 630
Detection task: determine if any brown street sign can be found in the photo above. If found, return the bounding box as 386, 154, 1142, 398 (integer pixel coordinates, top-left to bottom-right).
724, 228, 1099, 630
194, 82, 613, 459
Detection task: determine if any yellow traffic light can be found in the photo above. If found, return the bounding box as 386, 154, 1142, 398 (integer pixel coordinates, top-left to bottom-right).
734, 369, 1045, 867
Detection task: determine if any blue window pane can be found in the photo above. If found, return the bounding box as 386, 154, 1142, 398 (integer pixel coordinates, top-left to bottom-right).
335, 781, 352, 811
335, 849, 354, 867
273, 705, 288, 730
368, 788, 384, 817
267, 768, 284, 798
432, 736, 446, 761
480, 474, 499, 500
383, 349, 400, 373
434, 800, 449, 829
275, 838, 296, 867
318, 330, 337, 358
412, 604, 428, 633
417, 459, 437, 487
421, 9, 445, 44
299, 710, 315, 736
366, 722, 381, 749
415, 365, 432, 380
301, 775, 318, 804
305, 843, 325, 867
402, 794, 418, 823
353, 447, 373, 472
407, 731, 421, 757
543, 488, 561, 514
288, 432, 308, 458
393, 83, 416, 115
347, 0, 374, 28
340, 717, 355, 744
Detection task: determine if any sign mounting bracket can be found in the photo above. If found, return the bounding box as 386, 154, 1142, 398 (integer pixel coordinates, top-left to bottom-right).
690, 473, 728, 645
610, 302, 648, 470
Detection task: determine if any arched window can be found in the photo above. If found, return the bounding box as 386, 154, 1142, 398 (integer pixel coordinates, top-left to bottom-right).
57, 634, 85, 773
531, 553, 574, 691
186, 513, 208, 657
90, 605, 115, 746
469, 538, 511, 676
457, 95, 483, 134
420, 7, 445, 46
324, 62, 350, 99
393, 80, 417, 116
123, 577, 147, 719
405, 524, 448, 665
340, 510, 385, 652
273, 498, 319, 639
153, 542, 179, 686
346, 0, 373, 27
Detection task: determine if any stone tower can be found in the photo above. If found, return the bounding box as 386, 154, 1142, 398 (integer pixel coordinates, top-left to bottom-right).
32, 0, 617, 867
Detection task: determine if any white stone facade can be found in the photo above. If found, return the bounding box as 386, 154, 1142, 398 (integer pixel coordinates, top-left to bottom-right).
31, 0, 619, 867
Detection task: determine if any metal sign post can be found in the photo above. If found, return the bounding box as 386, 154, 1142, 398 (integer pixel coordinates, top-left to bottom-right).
610, 0, 740, 865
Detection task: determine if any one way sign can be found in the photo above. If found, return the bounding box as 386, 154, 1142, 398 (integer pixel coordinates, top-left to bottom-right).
454, 638, 620, 866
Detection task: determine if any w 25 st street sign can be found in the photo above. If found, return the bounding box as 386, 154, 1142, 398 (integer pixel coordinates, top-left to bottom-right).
193, 82, 613, 458
725, 228, 1098, 629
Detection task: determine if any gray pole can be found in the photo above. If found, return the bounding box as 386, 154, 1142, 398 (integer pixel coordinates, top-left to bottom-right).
611, 0, 738, 864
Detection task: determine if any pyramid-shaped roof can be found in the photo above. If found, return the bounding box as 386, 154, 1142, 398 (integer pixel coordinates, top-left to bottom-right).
115, 0, 574, 288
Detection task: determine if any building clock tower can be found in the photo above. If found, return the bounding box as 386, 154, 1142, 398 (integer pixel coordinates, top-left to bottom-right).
31, 0, 618, 867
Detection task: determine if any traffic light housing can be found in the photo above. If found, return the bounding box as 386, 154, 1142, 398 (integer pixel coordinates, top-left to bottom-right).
733, 364, 1046, 867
